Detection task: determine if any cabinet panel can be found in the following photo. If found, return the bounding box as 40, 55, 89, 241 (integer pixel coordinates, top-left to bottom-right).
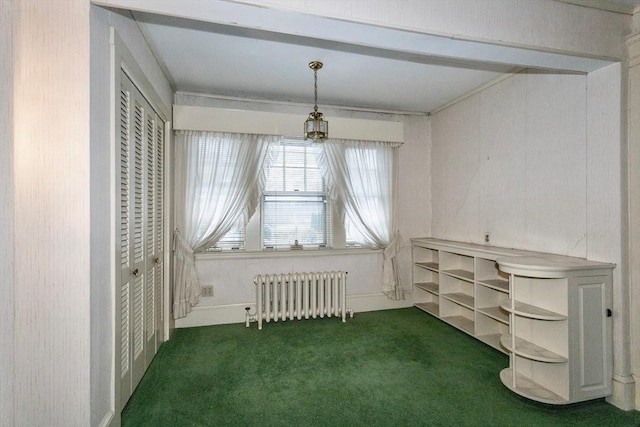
570, 277, 611, 400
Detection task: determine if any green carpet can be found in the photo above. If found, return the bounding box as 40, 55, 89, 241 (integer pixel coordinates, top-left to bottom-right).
122, 308, 640, 426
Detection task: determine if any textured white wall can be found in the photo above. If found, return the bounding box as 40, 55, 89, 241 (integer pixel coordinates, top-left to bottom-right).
0, 1, 14, 426
431, 70, 589, 256
13, 1, 92, 425
397, 115, 431, 286
196, 251, 383, 306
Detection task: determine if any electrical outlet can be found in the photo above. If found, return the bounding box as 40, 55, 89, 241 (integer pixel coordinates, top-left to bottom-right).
484, 233, 491, 244
202, 286, 214, 297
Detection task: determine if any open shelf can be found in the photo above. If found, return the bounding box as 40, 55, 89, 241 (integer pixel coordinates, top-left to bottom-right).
415, 282, 439, 294
415, 302, 439, 316
477, 333, 503, 351
416, 261, 439, 271
442, 315, 474, 335
442, 269, 474, 281
478, 278, 509, 292
477, 305, 509, 323
500, 335, 567, 363
441, 292, 474, 309
500, 368, 568, 405
500, 299, 567, 321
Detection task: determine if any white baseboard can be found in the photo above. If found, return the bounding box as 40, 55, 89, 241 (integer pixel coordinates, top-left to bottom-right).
606, 374, 636, 410
99, 410, 115, 427
175, 291, 413, 328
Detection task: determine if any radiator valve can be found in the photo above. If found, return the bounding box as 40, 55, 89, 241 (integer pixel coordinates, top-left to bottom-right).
245, 306, 257, 328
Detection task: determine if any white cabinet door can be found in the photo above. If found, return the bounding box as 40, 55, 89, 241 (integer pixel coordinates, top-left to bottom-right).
569, 276, 612, 402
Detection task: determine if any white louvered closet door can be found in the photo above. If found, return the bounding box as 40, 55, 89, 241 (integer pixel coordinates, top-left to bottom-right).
118, 72, 165, 408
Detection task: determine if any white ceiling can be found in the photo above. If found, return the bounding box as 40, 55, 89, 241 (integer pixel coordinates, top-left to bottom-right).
102, 0, 635, 114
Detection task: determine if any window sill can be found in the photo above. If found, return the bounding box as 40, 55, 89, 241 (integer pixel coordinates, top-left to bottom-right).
195, 247, 382, 260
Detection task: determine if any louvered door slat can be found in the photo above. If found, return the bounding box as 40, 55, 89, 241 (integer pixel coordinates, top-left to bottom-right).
132, 276, 145, 359
120, 282, 130, 377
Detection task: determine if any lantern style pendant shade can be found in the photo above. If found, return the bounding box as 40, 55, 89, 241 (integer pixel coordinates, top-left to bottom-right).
304, 61, 329, 141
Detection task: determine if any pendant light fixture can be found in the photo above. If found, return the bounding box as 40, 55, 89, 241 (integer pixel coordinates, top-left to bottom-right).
304, 60, 328, 141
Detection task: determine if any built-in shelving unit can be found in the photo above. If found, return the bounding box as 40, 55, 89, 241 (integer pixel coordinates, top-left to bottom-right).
497, 255, 614, 405
412, 238, 521, 353
411, 238, 615, 404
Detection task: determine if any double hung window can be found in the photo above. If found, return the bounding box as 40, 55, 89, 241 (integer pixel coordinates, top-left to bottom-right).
262, 141, 330, 249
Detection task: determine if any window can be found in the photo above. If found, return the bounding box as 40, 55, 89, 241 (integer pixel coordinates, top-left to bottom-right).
209, 137, 396, 252
261, 141, 331, 249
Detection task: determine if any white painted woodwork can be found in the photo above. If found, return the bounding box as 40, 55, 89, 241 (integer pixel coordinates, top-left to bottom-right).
412, 238, 614, 404
412, 238, 534, 353
227, 0, 629, 60
498, 256, 614, 404
173, 105, 404, 142
626, 31, 640, 411
114, 36, 168, 409
89, 5, 115, 425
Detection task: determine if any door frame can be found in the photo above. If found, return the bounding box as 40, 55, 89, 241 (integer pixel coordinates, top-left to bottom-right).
110, 27, 173, 419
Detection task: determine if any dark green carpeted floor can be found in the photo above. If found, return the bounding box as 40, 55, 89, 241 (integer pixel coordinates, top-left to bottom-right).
122, 307, 640, 426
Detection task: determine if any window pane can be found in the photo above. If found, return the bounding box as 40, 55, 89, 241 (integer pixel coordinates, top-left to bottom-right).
264, 141, 324, 192
263, 194, 328, 248
209, 218, 245, 250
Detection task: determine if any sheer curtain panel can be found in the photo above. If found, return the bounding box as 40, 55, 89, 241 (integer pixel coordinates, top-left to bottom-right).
173, 131, 275, 319
318, 139, 404, 300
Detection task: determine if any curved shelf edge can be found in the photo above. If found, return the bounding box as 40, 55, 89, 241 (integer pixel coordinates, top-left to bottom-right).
500, 299, 567, 321
500, 335, 568, 363
500, 368, 569, 405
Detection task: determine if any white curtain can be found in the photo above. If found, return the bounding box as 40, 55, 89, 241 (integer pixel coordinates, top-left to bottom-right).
173, 131, 276, 319
318, 139, 404, 300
